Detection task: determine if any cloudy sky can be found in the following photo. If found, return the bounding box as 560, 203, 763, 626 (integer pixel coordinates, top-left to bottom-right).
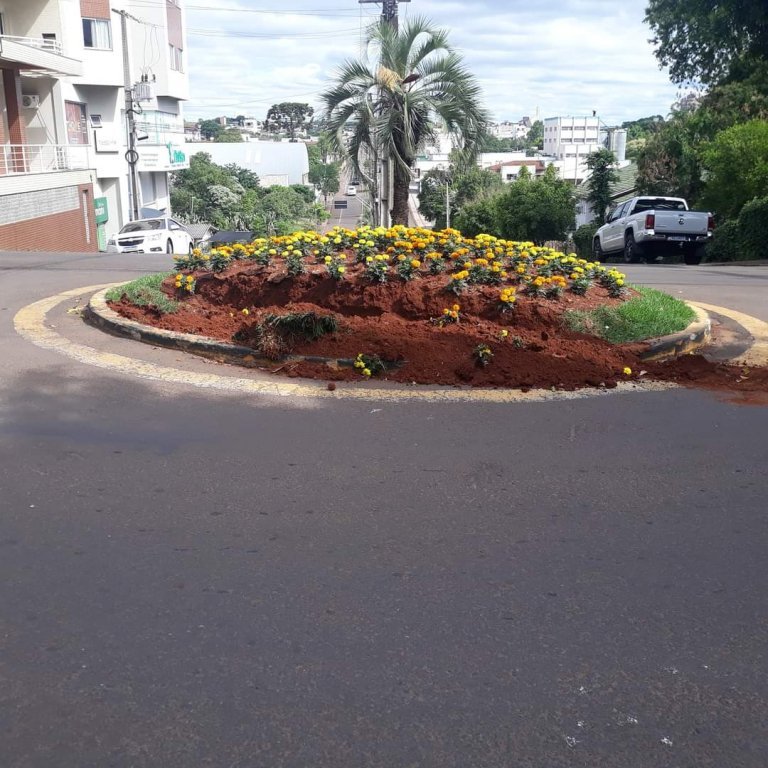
174, 0, 681, 125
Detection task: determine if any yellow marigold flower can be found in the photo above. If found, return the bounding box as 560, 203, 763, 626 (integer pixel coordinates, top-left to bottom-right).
500, 329, 509, 338
241, 308, 249, 316
269, 249, 277, 255
324, 256, 332, 263
410, 259, 421, 268
363, 368, 372, 377
443, 308, 451, 315
623, 367, 632, 376
397, 254, 406, 262
176, 273, 183, 280
366, 256, 373, 263
616, 279, 625, 286
338, 266, 346, 273
452, 304, 460, 312
449, 311, 458, 319
334, 237, 342, 244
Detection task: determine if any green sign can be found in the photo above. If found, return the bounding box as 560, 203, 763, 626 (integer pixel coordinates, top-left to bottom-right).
94, 196, 109, 224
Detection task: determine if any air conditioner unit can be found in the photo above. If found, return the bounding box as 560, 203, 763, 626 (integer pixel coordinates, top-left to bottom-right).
22, 95, 40, 109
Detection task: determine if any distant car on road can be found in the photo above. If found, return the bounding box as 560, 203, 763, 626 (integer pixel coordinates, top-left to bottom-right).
106, 218, 192, 255
345, 185, 357, 196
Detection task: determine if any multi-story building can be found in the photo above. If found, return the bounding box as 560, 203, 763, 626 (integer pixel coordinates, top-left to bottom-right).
0, 0, 189, 251
542, 116, 601, 183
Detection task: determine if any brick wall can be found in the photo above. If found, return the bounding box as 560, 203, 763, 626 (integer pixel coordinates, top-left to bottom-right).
0, 184, 98, 252
80, 0, 110, 19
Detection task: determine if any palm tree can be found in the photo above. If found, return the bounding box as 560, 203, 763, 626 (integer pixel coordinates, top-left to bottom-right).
321, 17, 488, 226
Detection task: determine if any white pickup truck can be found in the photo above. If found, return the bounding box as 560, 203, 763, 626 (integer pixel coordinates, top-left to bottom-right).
593, 196, 714, 265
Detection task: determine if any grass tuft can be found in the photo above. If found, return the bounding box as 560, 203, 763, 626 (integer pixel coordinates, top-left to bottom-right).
262, 311, 338, 342
565, 286, 695, 343
106, 273, 179, 314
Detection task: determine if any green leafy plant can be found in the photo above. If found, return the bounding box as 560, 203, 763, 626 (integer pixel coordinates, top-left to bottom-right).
364, 254, 390, 283
473, 344, 493, 367
353, 352, 386, 377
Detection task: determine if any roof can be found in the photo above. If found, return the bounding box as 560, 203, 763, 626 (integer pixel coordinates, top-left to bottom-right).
576, 161, 638, 200
489, 159, 545, 171
209, 230, 253, 244
185, 223, 214, 240
184, 140, 310, 186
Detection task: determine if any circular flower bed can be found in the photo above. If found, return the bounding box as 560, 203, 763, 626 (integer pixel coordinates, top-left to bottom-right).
106, 225, 768, 397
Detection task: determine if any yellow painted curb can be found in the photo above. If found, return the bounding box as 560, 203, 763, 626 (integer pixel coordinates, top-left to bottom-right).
688, 301, 768, 366
12, 284, 673, 404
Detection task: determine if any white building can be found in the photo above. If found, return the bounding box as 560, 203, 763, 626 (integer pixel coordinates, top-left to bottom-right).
184, 141, 310, 187
489, 118, 531, 141
1, 0, 189, 251
541, 116, 601, 183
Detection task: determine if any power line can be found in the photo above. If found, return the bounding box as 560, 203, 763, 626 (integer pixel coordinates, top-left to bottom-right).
186, 26, 363, 39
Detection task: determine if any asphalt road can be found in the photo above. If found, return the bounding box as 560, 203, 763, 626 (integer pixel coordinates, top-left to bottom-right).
1, 254, 767, 767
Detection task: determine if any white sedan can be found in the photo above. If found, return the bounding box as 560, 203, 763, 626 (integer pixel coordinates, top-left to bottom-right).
345, 185, 357, 196
106, 217, 193, 255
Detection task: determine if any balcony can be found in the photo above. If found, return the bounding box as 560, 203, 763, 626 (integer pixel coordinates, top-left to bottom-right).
0, 144, 91, 176
0, 35, 82, 76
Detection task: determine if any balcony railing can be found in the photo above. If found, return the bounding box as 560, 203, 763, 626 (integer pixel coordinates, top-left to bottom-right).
0, 34, 63, 55
0, 144, 90, 175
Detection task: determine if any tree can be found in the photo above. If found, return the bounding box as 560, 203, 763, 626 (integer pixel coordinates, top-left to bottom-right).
494, 166, 575, 243
645, 0, 768, 85
584, 148, 620, 223
452, 198, 498, 238
199, 119, 223, 141
700, 119, 768, 219
417, 166, 502, 228
526, 120, 543, 149
264, 102, 314, 140
216, 129, 243, 143
308, 162, 340, 202
478, 134, 526, 152
322, 16, 488, 226
635, 113, 706, 200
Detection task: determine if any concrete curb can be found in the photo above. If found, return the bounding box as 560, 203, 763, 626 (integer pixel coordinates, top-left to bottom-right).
85, 289, 400, 370
87, 289, 714, 369
638, 304, 711, 361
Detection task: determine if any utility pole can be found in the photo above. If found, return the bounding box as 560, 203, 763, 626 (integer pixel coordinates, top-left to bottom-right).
114, 8, 141, 221
445, 178, 451, 229
358, 0, 410, 31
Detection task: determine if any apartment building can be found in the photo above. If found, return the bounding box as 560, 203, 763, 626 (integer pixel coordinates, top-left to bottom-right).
0, 0, 189, 251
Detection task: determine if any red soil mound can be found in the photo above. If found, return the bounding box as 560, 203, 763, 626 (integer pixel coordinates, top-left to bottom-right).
109, 261, 768, 399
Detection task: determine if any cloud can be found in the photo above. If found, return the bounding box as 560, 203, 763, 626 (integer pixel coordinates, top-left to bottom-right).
180, 0, 678, 124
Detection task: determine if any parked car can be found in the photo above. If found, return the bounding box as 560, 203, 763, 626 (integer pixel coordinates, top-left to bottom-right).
593, 196, 714, 265
345, 185, 357, 196
106, 218, 193, 255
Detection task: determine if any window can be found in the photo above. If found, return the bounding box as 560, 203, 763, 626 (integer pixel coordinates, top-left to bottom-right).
0, 13, 5, 35
89, 114, 102, 128
82, 18, 112, 50
169, 44, 183, 72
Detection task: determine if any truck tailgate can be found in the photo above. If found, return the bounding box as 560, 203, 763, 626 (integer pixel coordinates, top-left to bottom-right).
654, 211, 709, 236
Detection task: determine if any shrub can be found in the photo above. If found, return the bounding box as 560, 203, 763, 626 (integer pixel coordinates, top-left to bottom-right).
737, 197, 768, 261
572, 223, 599, 259
704, 220, 739, 263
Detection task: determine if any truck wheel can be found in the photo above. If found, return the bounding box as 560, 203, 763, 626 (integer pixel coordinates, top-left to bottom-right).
624, 233, 643, 264
683, 245, 703, 266
593, 238, 608, 263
